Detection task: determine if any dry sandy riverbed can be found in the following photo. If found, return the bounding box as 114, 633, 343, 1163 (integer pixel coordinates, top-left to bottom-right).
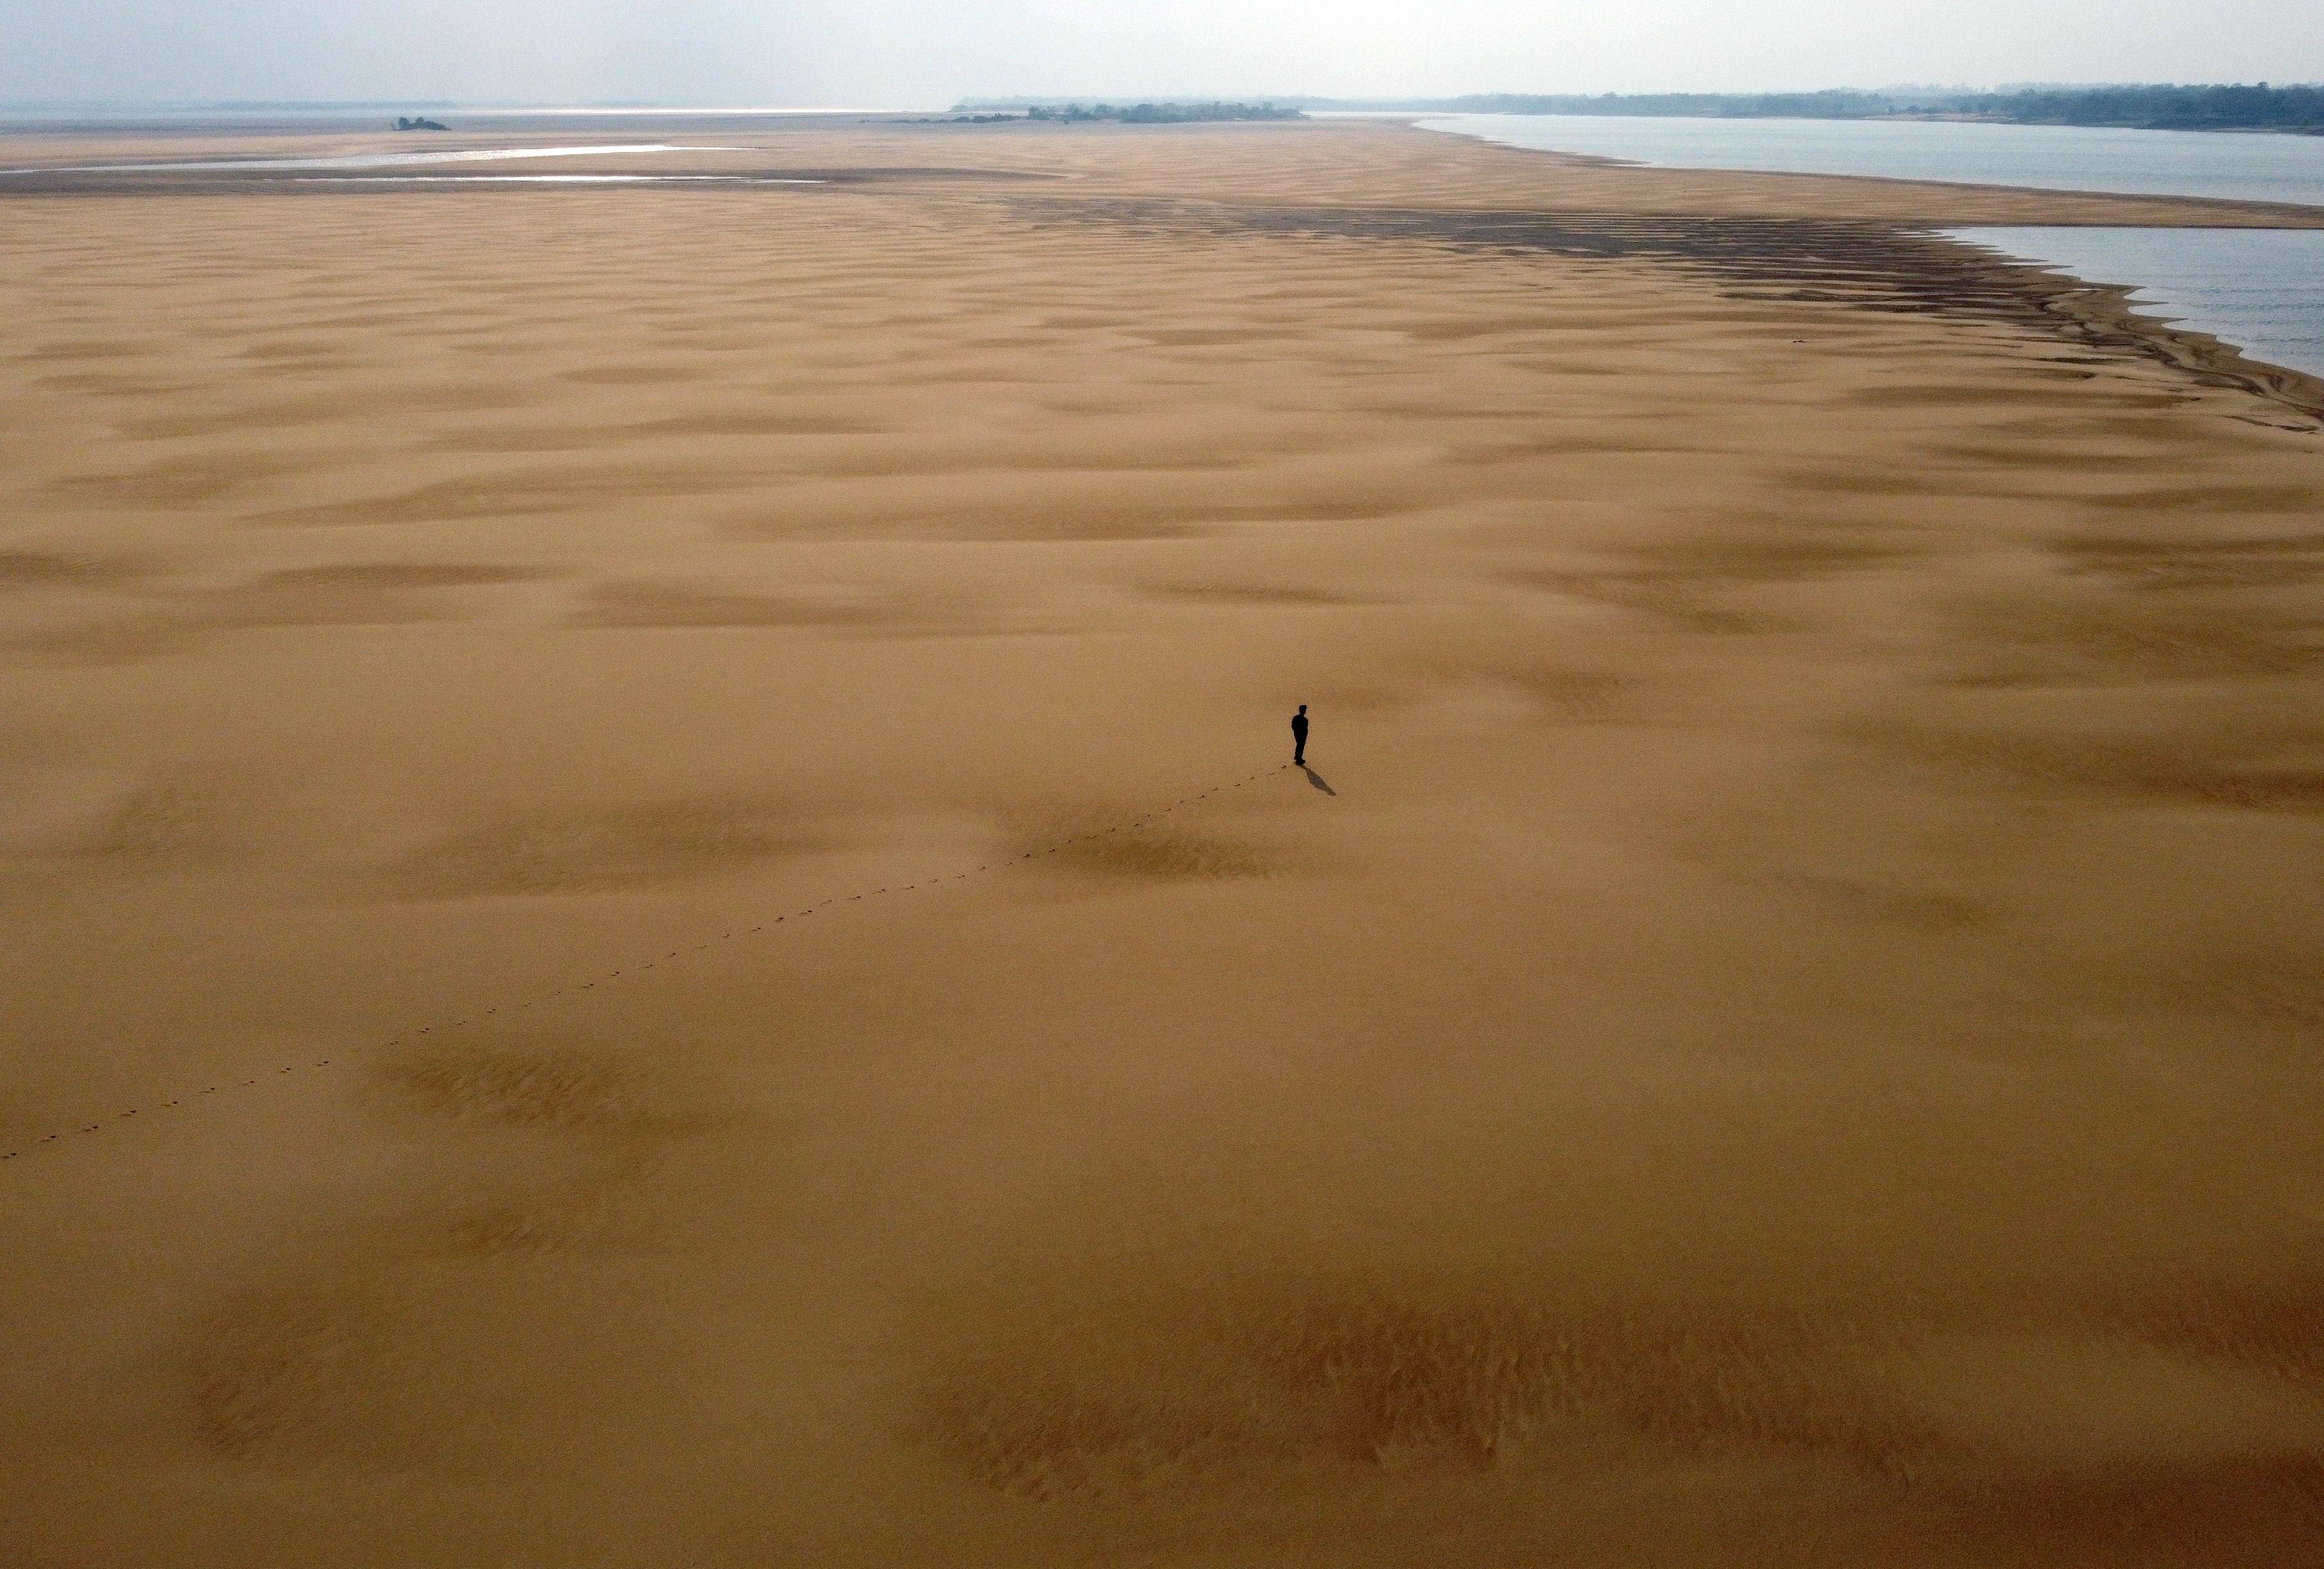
4, 118, 2324, 1566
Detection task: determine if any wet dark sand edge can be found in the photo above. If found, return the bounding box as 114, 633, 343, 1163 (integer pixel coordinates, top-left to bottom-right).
1990, 260, 2324, 426
1013, 193, 2324, 428
4, 123, 2313, 424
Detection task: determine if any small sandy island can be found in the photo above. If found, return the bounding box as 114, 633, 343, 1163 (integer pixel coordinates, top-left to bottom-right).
4, 117, 2323, 1566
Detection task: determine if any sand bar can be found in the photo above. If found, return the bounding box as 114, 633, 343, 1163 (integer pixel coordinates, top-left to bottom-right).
4, 119, 2324, 1566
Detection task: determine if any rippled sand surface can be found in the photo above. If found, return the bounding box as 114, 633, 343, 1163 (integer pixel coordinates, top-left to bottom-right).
4, 120, 2324, 1567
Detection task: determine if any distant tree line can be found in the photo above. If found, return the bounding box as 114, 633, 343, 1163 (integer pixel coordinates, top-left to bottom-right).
962, 84, 2322, 133
1425, 90, 1914, 119
1329, 86, 2324, 131
1948, 83, 2324, 131
1002, 101, 1304, 124
1317, 84, 2324, 131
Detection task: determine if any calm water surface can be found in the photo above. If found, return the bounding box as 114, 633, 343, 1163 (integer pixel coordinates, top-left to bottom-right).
1422, 114, 2324, 207
1948, 228, 2324, 380
1423, 115, 2324, 384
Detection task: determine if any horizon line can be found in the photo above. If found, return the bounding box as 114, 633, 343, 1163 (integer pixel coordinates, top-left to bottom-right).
4, 80, 2322, 115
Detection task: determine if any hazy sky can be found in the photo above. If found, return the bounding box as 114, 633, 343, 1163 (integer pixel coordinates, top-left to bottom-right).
9, 0, 2323, 107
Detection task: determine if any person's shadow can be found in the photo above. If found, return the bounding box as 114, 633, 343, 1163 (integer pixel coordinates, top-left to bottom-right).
1301, 766, 1336, 796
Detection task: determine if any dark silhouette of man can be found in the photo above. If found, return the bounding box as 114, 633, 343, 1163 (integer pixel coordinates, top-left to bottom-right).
1291, 704, 1309, 765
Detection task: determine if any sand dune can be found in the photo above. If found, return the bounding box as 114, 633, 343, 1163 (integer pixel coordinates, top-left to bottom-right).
4, 119, 2324, 1566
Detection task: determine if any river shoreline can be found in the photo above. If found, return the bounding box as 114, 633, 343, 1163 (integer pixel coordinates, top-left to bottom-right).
1415, 112, 2324, 415
1942, 230, 2324, 420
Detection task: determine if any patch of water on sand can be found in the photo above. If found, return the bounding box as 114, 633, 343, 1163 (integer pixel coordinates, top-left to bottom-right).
290, 175, 818, 185
0, 144, 744, 175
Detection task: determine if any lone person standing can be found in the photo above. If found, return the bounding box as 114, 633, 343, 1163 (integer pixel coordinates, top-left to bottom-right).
1291, 704, 1309, 766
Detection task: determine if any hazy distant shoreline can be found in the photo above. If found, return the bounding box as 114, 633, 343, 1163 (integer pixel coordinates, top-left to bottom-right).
7, 84, 2317, 139
966, 83, 2324, 136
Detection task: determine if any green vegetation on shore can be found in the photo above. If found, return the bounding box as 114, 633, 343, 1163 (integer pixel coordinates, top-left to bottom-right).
1951, 83, 2324, 132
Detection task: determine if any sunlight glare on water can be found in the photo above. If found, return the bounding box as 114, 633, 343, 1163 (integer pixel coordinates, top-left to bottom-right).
1, 144, 746, 175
